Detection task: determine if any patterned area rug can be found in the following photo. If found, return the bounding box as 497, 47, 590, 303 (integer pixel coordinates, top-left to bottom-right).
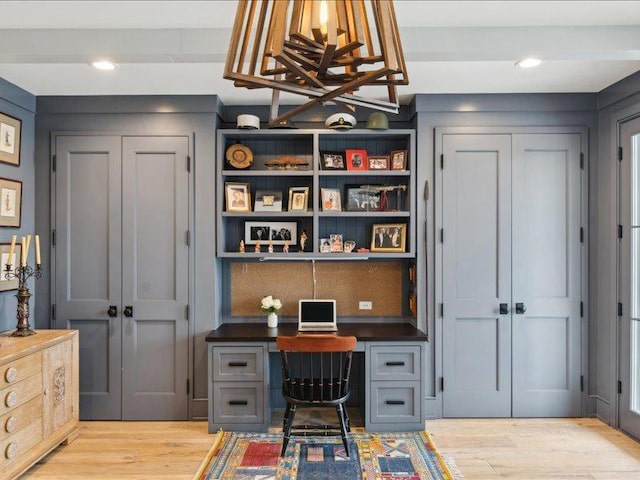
194, 431, 462, 480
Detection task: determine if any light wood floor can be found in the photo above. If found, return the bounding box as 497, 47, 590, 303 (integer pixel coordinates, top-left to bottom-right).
20, 418, 640, 479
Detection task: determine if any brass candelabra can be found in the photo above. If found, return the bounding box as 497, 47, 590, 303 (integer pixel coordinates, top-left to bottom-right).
4, 263, 42, 337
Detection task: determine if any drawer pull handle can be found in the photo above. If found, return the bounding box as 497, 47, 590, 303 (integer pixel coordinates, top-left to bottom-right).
5, 366, 17, 383
5, 442, 17, 460
386, 400, 405, 405
5, 416, 17, 433
385, 361, 406, 366
5, 391, 17, 408
228, 362, 248, 367
229, 400, 248, 406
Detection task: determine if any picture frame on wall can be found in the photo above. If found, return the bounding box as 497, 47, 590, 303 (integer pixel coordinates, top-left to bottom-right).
288, 186, 309, 212
254, 190, 283, 212
0, 112, 21, 167
345, 149, 368, 171
0, 243, 21, 291
225, 182, 251, 212
0, 177, 22, 227
245, 221, 297, 245
370, 223, 407, 253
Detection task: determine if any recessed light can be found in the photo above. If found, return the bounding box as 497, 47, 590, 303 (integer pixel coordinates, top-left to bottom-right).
92, 60, 117, 71
515, 58, 542, 68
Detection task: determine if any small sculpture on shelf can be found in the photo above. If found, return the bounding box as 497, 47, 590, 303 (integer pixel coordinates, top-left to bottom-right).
255, 241, 261, 253
299, 230, 307, 252
283, 240, 289, 253
238, 240, 245, 253
268, 240, 274, 253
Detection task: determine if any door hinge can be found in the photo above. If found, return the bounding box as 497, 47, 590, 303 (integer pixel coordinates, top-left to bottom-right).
618, 225, 623, 239
619, 146, 623, 161
580, 375, 584, 392
52, 154, 56, 172
187, 379, 190, 395
440, 228, 444, 243
186, 305, 190, 321
580, 227, 584, 243
440, 154, 444, 170
52, 304, 56, 320
52, 229, 56, 247
618, 302, 623, 316
618, 380, 623, 394
580, 301, 584, 317
186, 230, 190, 246
580, 152, 584, 170
440, 377, 444, 391
440, 303, 444, 318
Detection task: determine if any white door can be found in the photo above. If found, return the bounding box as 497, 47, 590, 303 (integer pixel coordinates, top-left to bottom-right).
441, 134, 513, 417
619, 116, 640, 439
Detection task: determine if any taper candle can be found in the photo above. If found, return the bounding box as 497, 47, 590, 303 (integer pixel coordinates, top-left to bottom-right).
8, 234, 16, 266
21, 237, 25, 266
35, 235, 41, 266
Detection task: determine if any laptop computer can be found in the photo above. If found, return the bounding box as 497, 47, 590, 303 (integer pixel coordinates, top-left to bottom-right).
298, 299, 337, 332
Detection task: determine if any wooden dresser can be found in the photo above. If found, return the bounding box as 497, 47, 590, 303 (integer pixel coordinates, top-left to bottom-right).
0, 329, 79, 480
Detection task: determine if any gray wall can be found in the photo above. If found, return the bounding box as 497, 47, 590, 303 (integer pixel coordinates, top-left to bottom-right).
410, 93, 599, 418
594, 71, 640, 426
0, 78, 36, 333
34, 95, 221, 419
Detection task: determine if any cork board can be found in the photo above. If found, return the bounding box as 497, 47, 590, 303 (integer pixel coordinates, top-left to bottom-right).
231, 262, 402, 317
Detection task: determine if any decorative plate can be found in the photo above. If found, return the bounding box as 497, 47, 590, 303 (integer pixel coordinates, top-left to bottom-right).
226, 144, 254, 169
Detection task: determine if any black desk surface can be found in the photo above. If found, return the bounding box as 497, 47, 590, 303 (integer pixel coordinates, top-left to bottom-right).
205, 322, 428, 342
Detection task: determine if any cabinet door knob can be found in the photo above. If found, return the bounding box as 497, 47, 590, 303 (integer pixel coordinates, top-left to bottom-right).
515, 302, 527, 314
107, 305, 118, 317
5, 391, 17, 408
5, 416, 17, 433
4, 366, 17, 383
124, 306, 134, 317
499, 303, 509, 315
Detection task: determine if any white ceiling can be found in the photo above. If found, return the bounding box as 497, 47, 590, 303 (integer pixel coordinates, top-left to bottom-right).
0, 1, 639, 105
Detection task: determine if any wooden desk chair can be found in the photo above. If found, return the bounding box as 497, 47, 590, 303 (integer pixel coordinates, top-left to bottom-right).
276, 334, 357, 456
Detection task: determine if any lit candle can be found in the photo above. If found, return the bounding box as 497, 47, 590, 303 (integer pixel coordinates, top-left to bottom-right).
24, 235, 31, 266
8, 234, 16, 267
35, 235, 41, 266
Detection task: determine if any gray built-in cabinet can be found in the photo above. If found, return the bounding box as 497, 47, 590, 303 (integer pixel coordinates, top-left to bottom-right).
52, 134, 190, 420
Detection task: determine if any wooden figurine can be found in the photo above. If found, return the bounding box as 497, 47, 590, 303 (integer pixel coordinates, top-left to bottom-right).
255, 241, 261, 253
300, 230, 307, 252
239, 240, 245, 253
268, 240, 274, 253
283, 240, 289, 253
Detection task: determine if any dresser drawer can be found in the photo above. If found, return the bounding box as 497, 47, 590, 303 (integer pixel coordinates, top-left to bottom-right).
370, 381, 420, 424
0, 351, 42, 390
212, 346, 264, 381
370, 346, 421, 381
0, 417, 43, 469
0, 374, 43, 417
0, 396, 42, 442
212, 382, 264, 424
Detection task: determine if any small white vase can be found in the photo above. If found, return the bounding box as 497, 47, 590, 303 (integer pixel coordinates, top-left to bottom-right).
267, 312, 278, 328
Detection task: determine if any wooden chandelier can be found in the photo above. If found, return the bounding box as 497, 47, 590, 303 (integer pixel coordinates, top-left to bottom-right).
224, 0, 409, 125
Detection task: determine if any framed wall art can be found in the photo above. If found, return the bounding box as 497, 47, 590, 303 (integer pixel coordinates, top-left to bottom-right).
0, 242, 21, 291
0, 112, 21, 166
245, 221, 297, 245
0, 177, 22, 227
370, 223, 406, 253
225, 182, 251, 212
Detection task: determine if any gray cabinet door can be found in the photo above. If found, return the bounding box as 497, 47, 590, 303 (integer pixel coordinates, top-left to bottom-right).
441, 134, 513, 417
54, 135, 123, 420
511, 133, 582, 417
121, 136, 190, 420
54, 134, 190, 420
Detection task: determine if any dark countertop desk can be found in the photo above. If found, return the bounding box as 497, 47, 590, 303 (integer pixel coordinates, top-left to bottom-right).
205, 322, 428, 343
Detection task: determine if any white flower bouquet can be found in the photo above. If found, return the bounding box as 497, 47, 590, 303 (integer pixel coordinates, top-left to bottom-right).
260, 295, 282, 314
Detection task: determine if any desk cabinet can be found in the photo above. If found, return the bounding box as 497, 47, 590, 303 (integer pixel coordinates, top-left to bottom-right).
208, 343, 270, 432
0, 330, 79, 480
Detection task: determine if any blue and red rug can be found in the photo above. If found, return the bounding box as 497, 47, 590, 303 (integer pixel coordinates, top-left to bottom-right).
194, 431, 461, 479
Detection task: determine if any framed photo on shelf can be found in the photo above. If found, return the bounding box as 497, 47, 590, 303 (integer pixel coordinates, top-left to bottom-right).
0, 177, 22, 227
368, 155, 389, 170
345, 149, 368, 171
0, 112, 21, 166
345, 184, 381, 212
370, 223, 407, 253
288, 186, 309, 212
319, 238, 331, 253
0, 243, 20, 291
245, 221, 297, 245
254, 190, 283, 212
320, 151, 345, 170
321, 188, 342, 211
225, 182, 251, 212
330, 233, 343, 252
390, 150, 408, 170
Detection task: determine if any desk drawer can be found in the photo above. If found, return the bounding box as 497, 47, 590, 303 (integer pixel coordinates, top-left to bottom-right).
0, 374, 43, 417
212, 382, 264, 424
1, 352, 42, 390
370, 381, 420, 424
212, 346, 264, 382
370, 346, 421, 381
